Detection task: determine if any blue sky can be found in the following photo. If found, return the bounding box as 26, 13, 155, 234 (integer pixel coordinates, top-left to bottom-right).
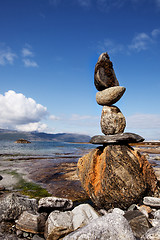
0, 0, 160, 140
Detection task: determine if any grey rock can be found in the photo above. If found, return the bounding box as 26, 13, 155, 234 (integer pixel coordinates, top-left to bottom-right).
63, 212, 135, 240
16, 211, 41, 234
32, 235, 45, 240
141, 226, 160, 240
124, 210, 151, 238
44, 210, 73, 240
143, 196, 160, 207
38, 196, 73, 212
38, 212, 48, 233
90, 132, 144, 144
16, 230, 23, 237
150, 218, 160, 227
111, 208, 125, 215
94, 52, 119, 91
0, 193, 38, 221
101, 105, 126, 135
153, 209, 160, 219
72, 204, 99, 230
96, 86, 126, 106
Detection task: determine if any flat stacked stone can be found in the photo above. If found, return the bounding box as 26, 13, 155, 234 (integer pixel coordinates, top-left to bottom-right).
90, 133, 145, 144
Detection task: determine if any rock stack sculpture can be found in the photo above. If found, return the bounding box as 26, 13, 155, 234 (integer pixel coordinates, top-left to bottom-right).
77, 52, 159, 210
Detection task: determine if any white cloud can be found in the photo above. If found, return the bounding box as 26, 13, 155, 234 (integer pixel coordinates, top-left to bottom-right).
0, 47, 17, 65
126, 113, 160, 140
98, 39, 124, 55
129, 29, 160, 52
16, 122, 48, 132
22, 48, 34, 57
151, 28, 160, 38
49, 115, 60, 120
0, 90, 48, 131
127, 113, 160, 129
47, 113, 100, 136
70, 114, 94, 121
129, 33, 152, 51
98, 28, 160, 55
23, 59, 38, 68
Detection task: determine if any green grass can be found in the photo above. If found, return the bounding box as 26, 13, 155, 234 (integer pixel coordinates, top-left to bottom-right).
15, 179, 52, 198
1, 169, 51, 199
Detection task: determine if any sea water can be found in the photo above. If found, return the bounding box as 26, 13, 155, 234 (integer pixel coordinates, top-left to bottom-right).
0, 140, 96, 162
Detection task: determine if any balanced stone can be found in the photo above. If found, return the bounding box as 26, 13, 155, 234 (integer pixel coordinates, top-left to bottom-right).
96, 86, 126, 106
90, 132, 144, 144
77, 145, 159, 210
94, 52, 119, 91
101, 105, 126, 135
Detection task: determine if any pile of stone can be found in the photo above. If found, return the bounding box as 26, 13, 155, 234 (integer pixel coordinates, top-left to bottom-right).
77, 52, 160, 210
1, 193, 160, 239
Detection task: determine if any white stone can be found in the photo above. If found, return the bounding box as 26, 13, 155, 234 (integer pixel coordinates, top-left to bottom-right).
143, 197, 160, 207
153, 209, 160, 219
44, 210, 73, 240
63, 212, 135, 240
72, 204, 99, 230
141, 226, 160, 240
38, 196, 73, 211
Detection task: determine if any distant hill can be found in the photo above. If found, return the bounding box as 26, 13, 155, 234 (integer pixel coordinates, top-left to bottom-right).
0, 129, 91, 143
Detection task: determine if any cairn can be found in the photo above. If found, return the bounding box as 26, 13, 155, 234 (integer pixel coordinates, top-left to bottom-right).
77, 52, 159, 210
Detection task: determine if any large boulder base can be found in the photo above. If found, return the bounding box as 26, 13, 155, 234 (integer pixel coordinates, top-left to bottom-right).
77, 145, 159, 210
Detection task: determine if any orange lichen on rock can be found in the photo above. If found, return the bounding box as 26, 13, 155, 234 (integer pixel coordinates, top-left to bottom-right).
131, 149, 159, 196
77, 144, 159, 210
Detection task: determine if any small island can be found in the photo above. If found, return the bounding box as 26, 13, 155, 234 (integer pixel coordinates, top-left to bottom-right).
15, 139, 31, 144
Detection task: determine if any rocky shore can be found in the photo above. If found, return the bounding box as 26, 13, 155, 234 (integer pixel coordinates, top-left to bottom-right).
1, 192, 160, 239
0, 143, 160, 239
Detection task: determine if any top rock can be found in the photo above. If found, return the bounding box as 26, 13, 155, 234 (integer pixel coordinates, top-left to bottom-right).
94, 52, 119, 91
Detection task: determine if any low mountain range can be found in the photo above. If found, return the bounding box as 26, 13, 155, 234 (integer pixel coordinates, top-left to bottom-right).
0, 129, 91, 143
